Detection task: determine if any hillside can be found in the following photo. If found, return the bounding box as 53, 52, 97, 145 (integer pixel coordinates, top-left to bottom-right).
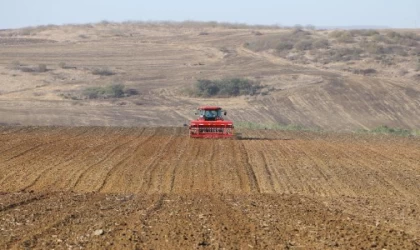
0, 22, 419, 130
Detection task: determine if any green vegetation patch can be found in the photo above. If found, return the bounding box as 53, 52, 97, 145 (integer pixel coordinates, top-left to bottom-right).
83, 84, 126, 99
60, 84, 139, 100
190, 78, 263, 97
235, 122, 319, 131
359, 125, 418, 137
91, 68, 115, 76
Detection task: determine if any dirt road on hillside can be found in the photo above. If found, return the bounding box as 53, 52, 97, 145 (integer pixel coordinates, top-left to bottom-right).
0, 127, 419, 249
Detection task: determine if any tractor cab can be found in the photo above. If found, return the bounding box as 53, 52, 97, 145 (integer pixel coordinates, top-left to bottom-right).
197, 107, 226, 121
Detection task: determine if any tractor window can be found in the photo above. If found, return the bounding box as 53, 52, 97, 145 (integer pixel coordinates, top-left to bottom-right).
199, 109, 221, 120
205, 110, 218, 118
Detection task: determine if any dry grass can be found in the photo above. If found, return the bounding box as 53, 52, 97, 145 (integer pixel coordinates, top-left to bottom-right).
0, 23, 419, 131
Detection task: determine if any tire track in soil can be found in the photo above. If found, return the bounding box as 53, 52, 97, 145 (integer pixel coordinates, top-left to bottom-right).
95, 128, 161, 193
207, 139, 228, 193
97, 127, 162, 194
70, 129, 141, 191
72, 128, 148, 193
0, 134, 35, 154
338, 142, 420, 200
197, 195, 268, 249
19, 127, 126, 192
315, 140, 411, 199
133, 194, 204, 249
362, 142, 420, 172
241, 139, 276, 194
0, 127, 71, 163
170, 138, 202, 193
205, 139, 217, 192
0, 127, 43, 153
138, 129, 179, 193
1, 128, 420, 248
259, 138, 302, 195
298, 139, 379, 197
0, 192, 50, 213
282, 140, 330, 197
0, 128, 91, 191
52, 128, 140, 192
17, 128, 99, 192
189, 139, 216, 193
231, 141, 251, 193
320, 138, 420, 198
283, 139, 355, 197
138, 128, 191, 194
168, 136, 190, 192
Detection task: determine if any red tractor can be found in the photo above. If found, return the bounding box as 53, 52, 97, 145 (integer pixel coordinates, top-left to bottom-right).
189, 106, 234, 138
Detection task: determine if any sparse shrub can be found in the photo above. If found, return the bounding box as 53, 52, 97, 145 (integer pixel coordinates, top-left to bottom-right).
125, 88, 139, 96
312, 39, 329, 49
329, 30, 354, 43
293, 24, 304, 32
398, 69, 408, 76
386, 31, 401, 39
336, 33, 354, 43
37, 64, 47, 72
100, 20, 111, 25
352, 68, 377, 75
350, 29, 379, 37
17, 63, 48, 73
398, 38, 418, 47
377, 45, 405, 56
324, 47, 363, 62
372, 34, 386, 43
91, 68, 115, 76
276, 41, 294, 51
192, 78, 263, 97
415, 63, 420, 72
107, 84, 125, 98
199, 31, 209, 36
370, 125, 412, 137
386, 31, 419, 47
376, 55, 395, 66
294, 39, 313, 50
291, 28, 311, 36
82, 83, 130, 99
363, 42, 385, 54
305, 24, 316, 30
33, 92, 45, 97
58, 62, 67, 69
414, 46, 420, 56
403, 32, 420, 41
11, 61, 21, 70
18, 28, 33, 36
361, 40, 407, 55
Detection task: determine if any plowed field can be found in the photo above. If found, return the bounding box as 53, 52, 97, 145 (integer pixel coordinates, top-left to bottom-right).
1, 127, 420, 249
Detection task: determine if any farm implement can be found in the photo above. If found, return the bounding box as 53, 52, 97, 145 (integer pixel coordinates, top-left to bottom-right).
189, 106, 234, 138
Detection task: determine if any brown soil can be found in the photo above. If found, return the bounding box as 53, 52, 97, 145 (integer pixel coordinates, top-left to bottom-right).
1, 127, 420, 249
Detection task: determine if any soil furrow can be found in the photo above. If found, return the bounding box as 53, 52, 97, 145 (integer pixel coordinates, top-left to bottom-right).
0, 127, 419, 249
